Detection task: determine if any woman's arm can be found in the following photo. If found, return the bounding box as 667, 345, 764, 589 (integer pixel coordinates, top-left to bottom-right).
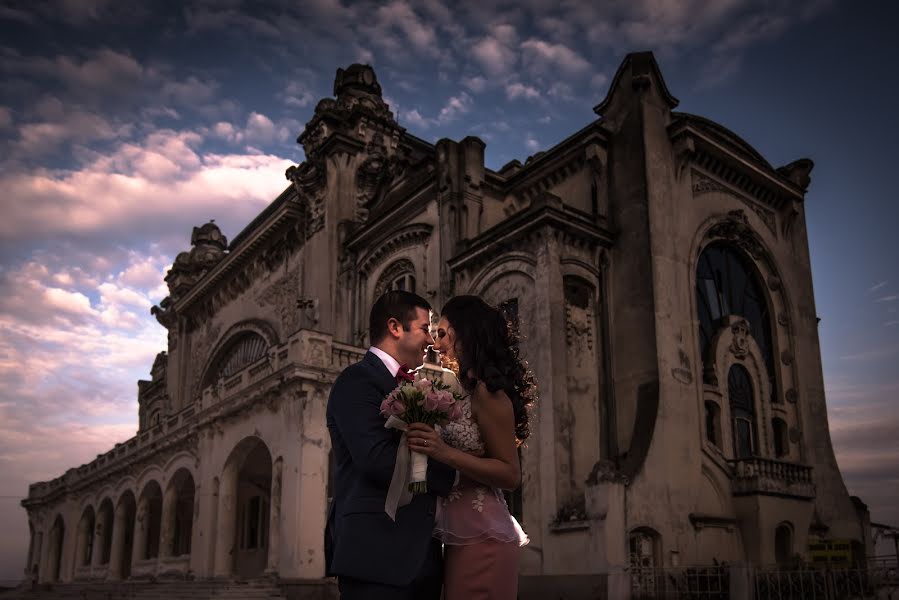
407, 381, 520, 490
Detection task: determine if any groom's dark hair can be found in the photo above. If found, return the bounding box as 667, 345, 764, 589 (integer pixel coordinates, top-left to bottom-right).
369, 290, 431, 344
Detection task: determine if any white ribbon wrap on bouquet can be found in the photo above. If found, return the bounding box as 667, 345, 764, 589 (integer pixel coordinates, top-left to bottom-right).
410, 449, 428, 484
383, 415, 428, 521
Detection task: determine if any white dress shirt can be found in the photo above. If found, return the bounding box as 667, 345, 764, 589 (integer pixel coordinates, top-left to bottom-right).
369, 345, 403, 378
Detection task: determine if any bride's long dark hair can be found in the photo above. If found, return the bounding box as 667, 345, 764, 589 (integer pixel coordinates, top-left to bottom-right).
440, 295, 536, 442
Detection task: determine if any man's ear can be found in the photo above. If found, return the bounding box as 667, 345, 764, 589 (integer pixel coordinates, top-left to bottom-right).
386, 317, 403, 339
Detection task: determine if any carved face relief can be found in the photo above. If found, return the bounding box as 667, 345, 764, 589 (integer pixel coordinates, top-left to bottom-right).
729, 319, 751, 359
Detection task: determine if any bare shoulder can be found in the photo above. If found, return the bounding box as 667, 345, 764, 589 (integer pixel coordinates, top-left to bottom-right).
471, 380, 513, 421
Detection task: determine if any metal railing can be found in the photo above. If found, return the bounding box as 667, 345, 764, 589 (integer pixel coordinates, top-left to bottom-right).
631, 564, 730, 599
629, 559, 898, 600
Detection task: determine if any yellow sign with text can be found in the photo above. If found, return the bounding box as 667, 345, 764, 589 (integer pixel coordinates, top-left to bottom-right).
807, 539, 854, 566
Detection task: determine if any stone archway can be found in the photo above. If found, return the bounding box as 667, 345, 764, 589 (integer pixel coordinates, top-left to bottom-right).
47, 515, 65, 582
74, 506, 95, 569
134, 481, 163, 564
214, 436, 272, 578
162, 468, 195, 557
108, 491, 136, 579
95, 498, 114, 566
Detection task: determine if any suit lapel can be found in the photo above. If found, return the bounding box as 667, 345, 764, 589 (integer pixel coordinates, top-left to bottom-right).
362, 351, 399, 397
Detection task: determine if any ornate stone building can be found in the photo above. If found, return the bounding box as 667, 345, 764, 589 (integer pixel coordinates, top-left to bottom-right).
20, 52, 870, 597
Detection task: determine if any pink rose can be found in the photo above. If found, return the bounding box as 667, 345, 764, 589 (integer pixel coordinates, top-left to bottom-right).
413, 379, 433, 393
435, 390, 454, 413
423, 390, 440, 411
386, 397, 406, 417
449, 400, 463, 421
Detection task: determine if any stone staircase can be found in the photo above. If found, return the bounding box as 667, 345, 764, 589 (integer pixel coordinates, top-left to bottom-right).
0, 577, 336, 600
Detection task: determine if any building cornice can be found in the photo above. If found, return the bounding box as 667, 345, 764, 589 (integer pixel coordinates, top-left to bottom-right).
354, 223, 434, 277
669, 119, 806, 210
449, 192, 613, 275
173, 199, 305, 314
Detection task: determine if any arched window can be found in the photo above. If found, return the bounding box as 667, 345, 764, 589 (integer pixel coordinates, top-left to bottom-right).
772, 418, 789, 458
705, 400, 721, 447
204, 333, 267, 387
388, 272, 416, 293
696, 243, 776, 401
629, 528, 661, 595
728, 365, 757, 459
775, 523, 793, 564
374, 259, 417, 300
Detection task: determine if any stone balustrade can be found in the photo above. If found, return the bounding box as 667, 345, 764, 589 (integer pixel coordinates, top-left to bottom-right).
729, 456, 816, 499
26, 331, 450, 505
25, 404, 196, 503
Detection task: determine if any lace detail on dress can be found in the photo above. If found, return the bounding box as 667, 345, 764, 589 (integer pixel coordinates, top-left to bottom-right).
441, 397, 486, 456
435, 397, 529, 547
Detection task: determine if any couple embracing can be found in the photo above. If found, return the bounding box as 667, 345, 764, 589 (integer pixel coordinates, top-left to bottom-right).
325, 291, 536, 599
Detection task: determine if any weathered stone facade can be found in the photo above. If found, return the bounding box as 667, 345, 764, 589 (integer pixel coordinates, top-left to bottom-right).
20, 53, 870, 596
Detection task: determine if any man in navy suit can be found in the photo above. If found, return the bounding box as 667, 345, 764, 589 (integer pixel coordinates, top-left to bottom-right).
325, 290, 457, 599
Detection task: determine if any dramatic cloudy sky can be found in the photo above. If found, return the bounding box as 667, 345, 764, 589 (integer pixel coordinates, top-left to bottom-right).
1, 0, 897, 580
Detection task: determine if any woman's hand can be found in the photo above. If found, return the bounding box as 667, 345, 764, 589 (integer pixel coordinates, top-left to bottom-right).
406, 423, 453, 464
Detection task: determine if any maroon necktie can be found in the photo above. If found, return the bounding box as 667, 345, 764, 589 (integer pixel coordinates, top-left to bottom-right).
395, 364, 414, 383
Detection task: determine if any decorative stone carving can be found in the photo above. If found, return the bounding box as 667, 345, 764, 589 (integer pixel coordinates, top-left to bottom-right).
693, 172, 727, 195
776, 158, 814, 190
673, 136, 695, 181
785, 388, 798, 404
780, 350, 794, 366
672, 346, 693, 385
257, 271, 300, 335
373, 258, 416, 300
729, 318, 751, 359
355, 134, 402, 222
190, 321, 223, 396
189, 222, 228, 269
706, 210, 766, 259
307, 339, 329, 368
565, 303, 594, 355
297, 296, 319, 327
586, 460, 629, 486
358, 224, 432, 277
286, 158, 327, 238
695, 175, 777, 236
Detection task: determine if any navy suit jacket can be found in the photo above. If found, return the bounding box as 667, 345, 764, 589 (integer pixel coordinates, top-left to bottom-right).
325, 351, 456, 587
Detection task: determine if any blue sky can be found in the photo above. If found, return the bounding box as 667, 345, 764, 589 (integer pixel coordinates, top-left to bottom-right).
1, 0, 897, 579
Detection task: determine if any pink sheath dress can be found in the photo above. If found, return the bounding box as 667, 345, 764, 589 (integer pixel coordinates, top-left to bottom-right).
434, 397, 528, 600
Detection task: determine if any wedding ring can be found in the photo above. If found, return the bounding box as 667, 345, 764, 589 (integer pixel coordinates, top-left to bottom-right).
424, 440, 428, 447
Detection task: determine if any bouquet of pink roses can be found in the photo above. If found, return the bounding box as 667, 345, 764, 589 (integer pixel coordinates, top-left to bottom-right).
380, 378, 465, 496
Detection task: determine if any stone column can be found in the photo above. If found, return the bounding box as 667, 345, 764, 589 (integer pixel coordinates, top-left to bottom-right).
266, 457, 283, 573
45, 526, 60, 583
159, 486, 178, 559
213, 463, 238, 577
131, 498, 148, 567
585, 468, 629, 600
72, 516, 87, 573
34, 531, 46, 584
531, 223, 568, 568
90, 520, 104, 569
24, 527, 34, 576
107, 503, 127, 579
295, 387, 329, 578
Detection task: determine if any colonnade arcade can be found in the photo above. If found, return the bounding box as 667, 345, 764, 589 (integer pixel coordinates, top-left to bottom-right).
25, 435, 278, 583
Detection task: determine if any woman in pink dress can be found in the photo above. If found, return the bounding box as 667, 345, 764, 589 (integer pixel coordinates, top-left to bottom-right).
407, 295, 536, 600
